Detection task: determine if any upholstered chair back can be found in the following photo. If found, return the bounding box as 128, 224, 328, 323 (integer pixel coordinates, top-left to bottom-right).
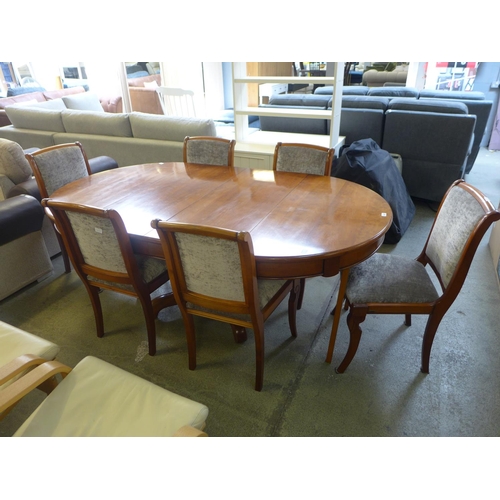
174, 231, 246, 302
183, 137, 236, 166
26, 142, 91, 197
273, 142, 335, 176
426, 184, 488, 288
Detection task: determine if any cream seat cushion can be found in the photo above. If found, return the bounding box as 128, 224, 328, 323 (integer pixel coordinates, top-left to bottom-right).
14, 356, 209, 437
0, 321, 59, 368
0, 321, 60, 389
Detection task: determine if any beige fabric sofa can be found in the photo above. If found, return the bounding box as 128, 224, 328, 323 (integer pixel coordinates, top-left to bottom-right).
0, 104, 217, 167
0, 86, 123, 127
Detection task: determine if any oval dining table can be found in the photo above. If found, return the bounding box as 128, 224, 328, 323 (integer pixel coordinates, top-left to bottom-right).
49, 162, 393, 360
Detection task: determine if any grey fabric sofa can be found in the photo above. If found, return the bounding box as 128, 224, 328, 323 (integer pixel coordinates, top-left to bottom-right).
0, 100, 217, 167
382, 99, 476, 202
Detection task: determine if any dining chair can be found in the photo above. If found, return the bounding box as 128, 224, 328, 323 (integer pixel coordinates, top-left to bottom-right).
327, 179, 500, 374
151, 220, 301, 391
0, 355, 208, 436
26, 142, 93, 274
156, 87, 196, 117
272, 142, 335, 176
183, 136, 236, 166
42, 200, 173, 356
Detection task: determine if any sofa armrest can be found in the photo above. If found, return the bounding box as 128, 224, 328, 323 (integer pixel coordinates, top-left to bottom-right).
7, 177, 41, 201
0, 174, 16, 201
100, 95, 123, 113
89, 156, 119, 174
0, 194, 44, 246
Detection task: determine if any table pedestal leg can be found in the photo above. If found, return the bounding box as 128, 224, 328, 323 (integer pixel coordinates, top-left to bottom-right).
326, 268, 350, 363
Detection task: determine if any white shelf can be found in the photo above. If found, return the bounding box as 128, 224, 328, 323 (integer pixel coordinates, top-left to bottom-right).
231, 62, 343, 150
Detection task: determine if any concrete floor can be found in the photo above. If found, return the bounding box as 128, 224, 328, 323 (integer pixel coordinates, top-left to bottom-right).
1, 147, 500, 438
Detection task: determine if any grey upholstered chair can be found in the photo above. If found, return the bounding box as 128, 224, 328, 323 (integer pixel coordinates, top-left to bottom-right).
42, 200, 172, 356
0, 355, 208, 436
183, 136, 236, 166
151, 220, 301, 391
326, 180, 500, 374
272, 142, 335, 176
26, 142, 93, 273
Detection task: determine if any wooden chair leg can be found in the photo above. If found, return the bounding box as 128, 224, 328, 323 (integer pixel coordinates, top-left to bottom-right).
420, 310, 446, 374
405, 314, 412, 326
253, 320, 265, 392
326, 269, 350, 363
138, 296, 157, 356
336, 306, 367, 374
54, 226, 71, 273
87, 285, 104, 338
183, 313, 197, 371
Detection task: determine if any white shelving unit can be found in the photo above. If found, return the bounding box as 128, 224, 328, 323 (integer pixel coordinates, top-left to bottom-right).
231, 63, 344, 169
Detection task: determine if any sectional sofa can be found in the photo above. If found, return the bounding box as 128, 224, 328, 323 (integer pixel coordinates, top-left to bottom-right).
259, 87, 492, 202
0, 86, 123, 127
0, 94, 217, 167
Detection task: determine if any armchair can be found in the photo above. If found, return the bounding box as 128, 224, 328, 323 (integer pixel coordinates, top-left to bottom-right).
0, 355, 208, 436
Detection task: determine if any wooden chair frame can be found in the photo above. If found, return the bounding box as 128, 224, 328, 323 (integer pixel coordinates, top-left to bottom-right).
42, 200, 173, 355
328, 180, 500, 374
272, 142, 335, 176
152, 220, 300, 391
183, 136, 236, 167
26, 142, 92, 274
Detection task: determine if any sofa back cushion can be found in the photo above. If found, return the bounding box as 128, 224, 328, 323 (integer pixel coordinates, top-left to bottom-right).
28, 98, 68, 110
62, 92, 104, 112
268, 94, 331, 108
0, 92, 46, 110
61, 110, 132, 137
418, 89, 485, 101
4, 107, 65, 132
368, 87, 419, 98
341, 95, 390, 110
129, 112, 216, 141
388, 98, 469, 114
43, 86, 86, 100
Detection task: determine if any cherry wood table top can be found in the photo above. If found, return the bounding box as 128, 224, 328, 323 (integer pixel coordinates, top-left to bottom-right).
50, 162, 393, 279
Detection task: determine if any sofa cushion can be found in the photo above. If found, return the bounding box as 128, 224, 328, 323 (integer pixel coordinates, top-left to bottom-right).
129, 112, 216, 142
368, 87, 419, 98
7, 86, 46, 97
61, 110, 132, 137
43, 86, 86, 100
4, 107, 65, 132
0, 92, 46, 110
28, 98, 68, 110
418, 89, 485, 101
268, 94, 331, 108
62, 92, 104, 112
388, 98, 469, 114
341, 95, 390, 110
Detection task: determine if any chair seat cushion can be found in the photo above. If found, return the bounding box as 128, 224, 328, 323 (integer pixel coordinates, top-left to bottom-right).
14, 356, 209, 437
0, 321, 59, 368
346, 253, 439, 304
0, 321, 59, 389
